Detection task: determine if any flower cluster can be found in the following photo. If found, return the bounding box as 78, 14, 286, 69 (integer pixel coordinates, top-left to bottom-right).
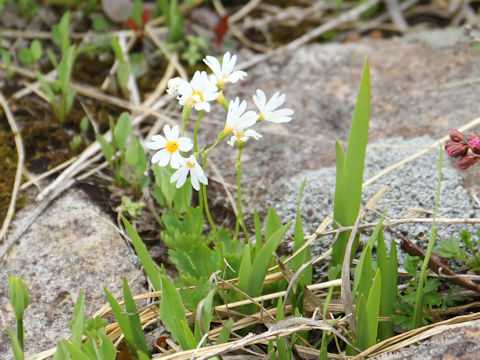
148, 52, 294, 190
146, 125, 207, 191
445, 129, 480, 170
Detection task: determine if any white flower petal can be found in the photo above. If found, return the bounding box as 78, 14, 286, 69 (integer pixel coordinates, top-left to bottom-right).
163, 124, 172, 139
153, 149, 170, 166
169, 125, 180, 140
228, 70, 247, 83
253, 89, 266, 109
178, 137, 193, 151
170, 151, 183, 169
190, 173, 200, 191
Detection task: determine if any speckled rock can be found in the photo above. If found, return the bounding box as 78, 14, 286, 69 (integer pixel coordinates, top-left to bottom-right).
0, 189, 146, 359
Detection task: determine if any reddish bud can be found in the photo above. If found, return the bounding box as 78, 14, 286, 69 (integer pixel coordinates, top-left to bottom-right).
457, 155, 479, 170
467, 131, 480, 141
470, 137, 480, 155
445, 140, 468, 157
449, 129, 465, 142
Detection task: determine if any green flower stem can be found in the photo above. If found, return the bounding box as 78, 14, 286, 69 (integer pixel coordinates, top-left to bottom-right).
16, 318, 24, 350
182, 186, 197, 236
193, 111, 203, 153
201, 152, 218, 242
413, 148, 442, 328
234, 145, 250, 243
181, 105, 191, 135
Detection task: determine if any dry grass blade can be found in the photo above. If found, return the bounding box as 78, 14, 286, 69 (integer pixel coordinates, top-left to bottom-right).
151, 317, 356, 360
0, 93, 24, 241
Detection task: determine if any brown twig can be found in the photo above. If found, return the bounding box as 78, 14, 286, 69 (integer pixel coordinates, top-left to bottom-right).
397, 233, 480, 294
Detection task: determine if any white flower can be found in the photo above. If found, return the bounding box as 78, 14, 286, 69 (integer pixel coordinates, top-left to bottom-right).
146, 125, 193, 169
170, 155, 208, 191
203, 52, 247, 87
227, 128, 262, 147
223, 97, 259, 135
253, 89, 294, 123
166, 77, 184, 95
176, 71, 219, 112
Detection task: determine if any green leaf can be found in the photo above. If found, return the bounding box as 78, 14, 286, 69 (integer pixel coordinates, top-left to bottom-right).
217, 318, 233, 344
130, 0, 143, 26
292, 178, 311, 285
331, 140, 347, 268
70, 291, 85, 347
53, 339, 70, 360
62, 341, 92, 360
331, 60, 370, 267
121, 278, 150, 357
122, 216, 161, 291
117, 61, 131, 90
253, 209, 263, 256
30, 40, 42, 61
353, 213, 385, 296
96, 134, 115, 167
7, 326, 23, 360
18, 47, 32, 65
276, 298, 288, 360
356, 269, 381, 350
98, 334, 117, 359
200, 287, 216, 334
237, 243, 253, 294
377, 228, 397, 340
265, 207, 281, 241
58, 45, 76, 96
241, 222, 291, 298
160, 273, 197, 350
114, 112, 131, 152
110, 35, 124, 62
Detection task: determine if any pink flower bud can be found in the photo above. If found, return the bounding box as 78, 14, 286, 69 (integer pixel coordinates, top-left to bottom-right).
470, 138, 480, 155
445, 140, 468, 157
467, 131, 480, 141
449, 129, 464, 142
457, 155, 479, 170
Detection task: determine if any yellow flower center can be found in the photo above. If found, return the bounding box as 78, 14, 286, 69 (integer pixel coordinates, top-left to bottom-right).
166, 140, 179, 154
258, 112, 265, 121
235, 131, 245, 143
186, 159, 195, 169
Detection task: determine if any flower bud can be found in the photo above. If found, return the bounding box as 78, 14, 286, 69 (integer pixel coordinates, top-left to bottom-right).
449, 129, 465, 142
467, 131, 480, 141
457, 155, 479, 170
445, 140, 468, 157
470, 137, 480, 155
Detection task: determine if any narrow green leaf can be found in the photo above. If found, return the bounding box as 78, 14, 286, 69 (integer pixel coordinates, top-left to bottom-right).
117, 61, 131, 90
96, 135, 115, 167
237, 243, 253, 294
59, 45, 76, 96
265, 207, 281, 241
160, 274, 197, 350
356, 244, 373, 302
115, 112, 131, 152
98, 334, 117, 360
377, 228, 397, 340
53, 339, 70, 360
200, 288, 216, 334
70, 291, 85, 347
104, 288, 135, 346
217, 318, 233, 344
36, 72, 55, 102
253, 209, 263, 256
122, 278, 149, 356
110, 35, 124, 62
122, 216, 161, 291
7, 326, 23, 360
331, 140, 347, 268
364, 268, 382, 348
246, 222, 291, 297
293, 178, 312, 285
62, 341, 91, 360
276, 298, 288, 360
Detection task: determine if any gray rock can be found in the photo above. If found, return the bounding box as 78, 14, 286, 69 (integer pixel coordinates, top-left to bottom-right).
267, 136, 479, 263
0, 189, 146, 359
